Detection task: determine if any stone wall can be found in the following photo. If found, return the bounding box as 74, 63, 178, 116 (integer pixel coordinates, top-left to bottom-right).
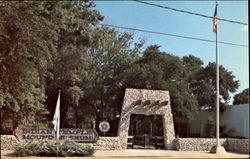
2, 135, 249, 154
117, 88, 175, 150
226, 138, 249, 154
1, 135, 121, 151
81, 137, 122, 151
1, 135, 19, 150
174, 138, 249, 154
174, 138, 227, 151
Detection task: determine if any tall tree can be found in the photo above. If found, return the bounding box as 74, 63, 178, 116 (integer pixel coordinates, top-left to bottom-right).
182, 55, 204, 80
122, 45, 198, 124
83, 27, 144, 132
233, 88, 249, 105
0, 1, 103, 132
43, 1, 103, 128
190, 62, 239, 111
0, 1, 57, 132
121, 45, 199, 136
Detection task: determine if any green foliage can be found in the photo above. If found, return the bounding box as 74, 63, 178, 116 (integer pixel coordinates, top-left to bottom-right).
14, 139, 94, 157
233, 88, 249, 105
204, 116, 215, 138
122, 45, 198, 122
59, 140, 94, 157
182, 55, 203, 80
204, 118, 238, 138
0, 0, 103, 132
14, 140, 56, 157
220, 125, 236, 138
81, 27, 144, 128
190, 62, 239, 111
43, 1, 104, 129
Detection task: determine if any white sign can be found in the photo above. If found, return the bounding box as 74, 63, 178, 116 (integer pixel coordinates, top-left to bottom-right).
99, 121, 110, 133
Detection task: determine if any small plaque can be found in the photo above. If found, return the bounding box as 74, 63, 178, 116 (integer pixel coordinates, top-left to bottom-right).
98, 121, 110, 133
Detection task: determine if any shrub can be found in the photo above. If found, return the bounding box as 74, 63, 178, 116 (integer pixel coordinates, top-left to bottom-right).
59, 140, 94, 156
14, 139, 94, 157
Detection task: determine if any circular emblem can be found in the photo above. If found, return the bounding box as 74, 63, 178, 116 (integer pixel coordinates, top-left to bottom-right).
98, 121, 110, 133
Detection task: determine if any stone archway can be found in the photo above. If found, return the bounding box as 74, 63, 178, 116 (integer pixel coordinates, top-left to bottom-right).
117, 88, 175, 150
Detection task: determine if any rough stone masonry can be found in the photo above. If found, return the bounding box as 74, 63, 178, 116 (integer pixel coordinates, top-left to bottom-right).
117, 88, 175, 150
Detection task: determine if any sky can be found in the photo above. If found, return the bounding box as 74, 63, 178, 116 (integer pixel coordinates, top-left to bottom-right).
93, 0, 248, 103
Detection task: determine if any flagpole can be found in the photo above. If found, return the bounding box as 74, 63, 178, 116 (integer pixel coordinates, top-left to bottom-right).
215, 1, 219, 148
210, 2, 225, 153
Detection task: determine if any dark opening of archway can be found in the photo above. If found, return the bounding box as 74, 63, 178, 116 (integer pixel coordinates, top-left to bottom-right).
127, 114, 164, 149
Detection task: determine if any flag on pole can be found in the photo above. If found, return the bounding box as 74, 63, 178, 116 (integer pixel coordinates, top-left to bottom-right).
52, 91, 60, 140
213, 3, 218, 33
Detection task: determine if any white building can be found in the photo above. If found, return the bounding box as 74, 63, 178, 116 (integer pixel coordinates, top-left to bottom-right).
188, 104, 249, 138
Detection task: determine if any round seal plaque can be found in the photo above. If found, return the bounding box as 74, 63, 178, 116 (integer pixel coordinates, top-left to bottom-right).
98, 121, 110, 133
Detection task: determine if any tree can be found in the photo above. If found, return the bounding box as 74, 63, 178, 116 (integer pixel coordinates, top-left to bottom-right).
181, 55, 203, 80
0, 1, 103, 132
122, 45, 198, 136
233, 88, 249, 105
190, 62, 239, 111
0, 1, 57, 132
83, 27, 144, 132
122, 45, 198, 135
43, 1, 103, 129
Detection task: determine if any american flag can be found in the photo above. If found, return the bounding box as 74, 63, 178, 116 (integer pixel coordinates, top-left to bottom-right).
213, 3, 218, 33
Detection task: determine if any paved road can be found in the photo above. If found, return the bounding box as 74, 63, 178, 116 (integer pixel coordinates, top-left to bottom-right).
1, 149, 249, 158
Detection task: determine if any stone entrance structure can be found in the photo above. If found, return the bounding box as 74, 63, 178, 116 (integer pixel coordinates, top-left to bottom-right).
117, 88, 175, 150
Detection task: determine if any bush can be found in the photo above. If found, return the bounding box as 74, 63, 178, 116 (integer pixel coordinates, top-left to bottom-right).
59, 140, 94, 157
14, 139, 94, 157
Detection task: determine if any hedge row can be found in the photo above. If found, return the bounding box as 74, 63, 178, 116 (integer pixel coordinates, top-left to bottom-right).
14, 139, 94, 157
